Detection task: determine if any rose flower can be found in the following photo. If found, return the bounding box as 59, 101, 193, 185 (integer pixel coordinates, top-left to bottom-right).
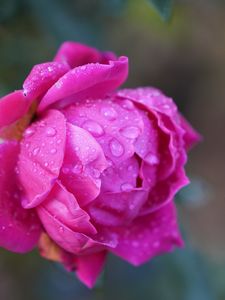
0, 42, 200, 287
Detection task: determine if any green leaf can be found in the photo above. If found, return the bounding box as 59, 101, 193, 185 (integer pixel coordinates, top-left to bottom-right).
147, 0, 173, 21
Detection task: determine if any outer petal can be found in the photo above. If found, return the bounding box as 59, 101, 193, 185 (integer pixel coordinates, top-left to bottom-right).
0, 90, 31, 129
37, 183, 117, 255
88, 189, 148, 227
139, 167, 189, 215
38, 57, 128, 111
75, 251, 107, 288
18, 109, 66, 208
23, 62, 70, 100
111, 202, 183, 266
0, 141, 41, 253
60, 123, 108, 206
179, 114, 202, 150
54, 41, 116, 68
39, 181, 96, 236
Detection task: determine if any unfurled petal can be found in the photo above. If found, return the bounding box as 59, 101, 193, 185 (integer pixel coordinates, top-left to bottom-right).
0, 141, 41, 253
38, 57, 128, 111
111, 202, 183, 266
76, 251, 107, 288
18, 109, 66, 208
23, 62, 70, 100
39, 181, 96, 236
88, 189, 148, 226
0, 90, 31, 129
179, 114, 202, 150
54, 41, 116, 68
60, 123, 108, 206
139, 167, 189, 215
37, 185, 117, 255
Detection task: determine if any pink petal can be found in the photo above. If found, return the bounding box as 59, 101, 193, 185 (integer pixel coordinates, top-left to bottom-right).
76, 251, 107, 288
101, 157, 139, 193
62, 97, 143, 165
0, 141, 41, 253
38, 57, 128, 112
18, 109, 66, 208
23, 62, 70, 100
0, 90, 31, 129
139, 167, 189, 215
54, 41, 116, 68
37, 184, 117, 255
39, 181, 96, 236
60, 123, 108, 206
88, 189, 148, 227
179, 114, 202, 150
111, 202, 183, 266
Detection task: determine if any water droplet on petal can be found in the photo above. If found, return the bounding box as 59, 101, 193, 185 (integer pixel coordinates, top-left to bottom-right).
121, 100, 134, 110
82, 120, 104, 137
59, 226, 64, 233
109, 138, 124, 157
24, 128, 35, 137
121, 182, 133, 191
33, 147, 40, 156
46, 127, 56, 137
101, 107, 118, 121
120, 126, 140, 139
145, 153, 159, 165
72, 164, 82, 174
50, 148, 57, 154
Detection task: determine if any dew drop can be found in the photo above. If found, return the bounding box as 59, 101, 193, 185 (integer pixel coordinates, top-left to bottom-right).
145, 153, 159, 165
121, 100, 134, 110
59, 226, 64, 233
24, 128, 35, 137
82, 120, 104, 137
120, 126, 140, 139
50, 148, 57, 154
33, 147, 40, 156
101, 107, 118, 121
109, 138, 124, 157
46, 127, 56, 137
72, 164, 82, 174
121, 182, 133, 191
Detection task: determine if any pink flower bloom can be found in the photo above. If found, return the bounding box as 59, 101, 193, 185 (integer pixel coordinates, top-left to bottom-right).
0, 41, 200, 288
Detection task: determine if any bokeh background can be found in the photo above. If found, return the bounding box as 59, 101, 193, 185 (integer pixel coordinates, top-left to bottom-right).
0, 0, 225, 299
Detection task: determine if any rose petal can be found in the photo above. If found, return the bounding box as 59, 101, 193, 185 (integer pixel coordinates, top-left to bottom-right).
0, 141, 41, 253
54, 41, 116, 68
38, 57, 128, 111
37, 185, 117, 255
23, 62, 70, 100
101, 157, 139, 193
0, 90, 31, 129
76, 251, 107, 288
179, 114, 202, 150
60, 123, 108, 206
111, 202, 183, 266
88, 189, 148, 227
18, 109, 66, 208
62, 97, 143, 165
139, 167, 189, 215
40, 181, 96, 236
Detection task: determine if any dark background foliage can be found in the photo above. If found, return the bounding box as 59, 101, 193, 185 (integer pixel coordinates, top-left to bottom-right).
0, 0, 225, 299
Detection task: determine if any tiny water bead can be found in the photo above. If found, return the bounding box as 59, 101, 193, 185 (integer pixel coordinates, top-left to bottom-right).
24, 128, 35, 137
46, 127, 57, 137
120, 126, 140, 139
101, 107, 118, 121
109, 138, 124, 157
120, 182, 133, 191
82, 120, 104, 137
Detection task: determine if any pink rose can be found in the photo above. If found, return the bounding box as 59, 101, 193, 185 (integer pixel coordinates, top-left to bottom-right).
0, 41, 200, 288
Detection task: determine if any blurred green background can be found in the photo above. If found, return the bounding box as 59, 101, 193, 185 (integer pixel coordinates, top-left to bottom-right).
0, 0, 225, 299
